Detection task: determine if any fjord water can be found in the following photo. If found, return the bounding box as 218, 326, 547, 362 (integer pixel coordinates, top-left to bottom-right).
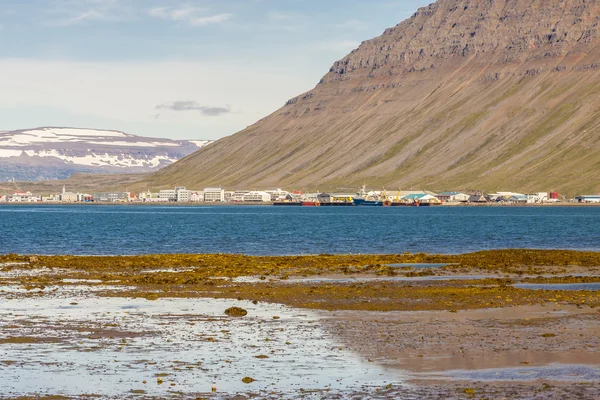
0, 205, 599, 256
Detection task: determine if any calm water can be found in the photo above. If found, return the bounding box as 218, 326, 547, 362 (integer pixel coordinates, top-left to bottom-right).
0, 205, 599, 256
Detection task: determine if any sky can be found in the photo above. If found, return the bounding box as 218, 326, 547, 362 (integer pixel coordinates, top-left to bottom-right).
0, 0, 431, 141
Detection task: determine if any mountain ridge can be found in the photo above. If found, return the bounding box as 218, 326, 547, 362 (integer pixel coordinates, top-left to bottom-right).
0, 126, 213, 181
137, 0, 600, 195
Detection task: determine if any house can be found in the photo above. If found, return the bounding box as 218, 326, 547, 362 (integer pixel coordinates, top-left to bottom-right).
189, 191, 204, 202
510, 195, 528, 203
468, 195, 488, 203
436, 191, 469, 202
575, 195, 600, 203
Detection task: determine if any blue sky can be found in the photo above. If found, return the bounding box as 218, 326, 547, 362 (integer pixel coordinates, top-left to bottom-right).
0, 0, 431, 140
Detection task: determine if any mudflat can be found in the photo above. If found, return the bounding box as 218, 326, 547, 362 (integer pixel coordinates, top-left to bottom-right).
1, 250, 599, 399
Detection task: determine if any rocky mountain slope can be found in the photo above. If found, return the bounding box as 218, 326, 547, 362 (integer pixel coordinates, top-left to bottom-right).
141, 0, 600, 195
0, 127, 212, 181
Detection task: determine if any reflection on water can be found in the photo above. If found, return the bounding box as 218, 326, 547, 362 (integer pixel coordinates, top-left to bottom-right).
513, 283, 600, 291
441, 364, 600, 381
385, 263, 456, 268
0, 288, 402, 398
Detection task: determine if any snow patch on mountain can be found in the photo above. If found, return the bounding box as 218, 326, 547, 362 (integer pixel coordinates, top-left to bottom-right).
0, 127, 215, 181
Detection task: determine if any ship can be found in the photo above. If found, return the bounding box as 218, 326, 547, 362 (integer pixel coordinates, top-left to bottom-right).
353, 185, 385, 206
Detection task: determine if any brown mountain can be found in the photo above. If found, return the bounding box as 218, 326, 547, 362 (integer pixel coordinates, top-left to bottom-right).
142, 0, 600, 196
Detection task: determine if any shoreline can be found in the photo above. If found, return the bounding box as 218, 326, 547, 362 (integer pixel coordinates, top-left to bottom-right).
0, 201, 599, 207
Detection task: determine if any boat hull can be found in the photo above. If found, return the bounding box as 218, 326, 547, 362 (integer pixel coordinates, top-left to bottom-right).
354, 199, 383, 206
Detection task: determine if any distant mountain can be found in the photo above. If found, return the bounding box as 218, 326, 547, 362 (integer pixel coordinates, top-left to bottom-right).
0, 127, 213, 181
139, 0, 600, 195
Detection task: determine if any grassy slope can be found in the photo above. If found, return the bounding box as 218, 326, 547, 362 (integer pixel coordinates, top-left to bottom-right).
136, 64, 600, 196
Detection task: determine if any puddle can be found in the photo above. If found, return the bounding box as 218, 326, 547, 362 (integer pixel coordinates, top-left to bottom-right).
385, 263, 457, 269
0, 285, 131, 295
0, 287, 404, 398
290, 275, 490, 284
141, 268, 196, 274
514, 283, 600, 291
438, 364, 600, 382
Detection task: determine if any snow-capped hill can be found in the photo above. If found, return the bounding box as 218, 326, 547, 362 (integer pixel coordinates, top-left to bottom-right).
0, 127, 214, 181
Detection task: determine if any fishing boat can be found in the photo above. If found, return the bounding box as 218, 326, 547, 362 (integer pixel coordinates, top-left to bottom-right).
353, 185, 385, 206
353, 198, 383, 206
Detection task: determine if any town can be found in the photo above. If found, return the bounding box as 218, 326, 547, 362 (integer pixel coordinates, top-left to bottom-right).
1, 185, 599, 205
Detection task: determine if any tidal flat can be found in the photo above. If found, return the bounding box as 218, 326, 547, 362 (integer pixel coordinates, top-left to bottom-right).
1, 250, 599, 399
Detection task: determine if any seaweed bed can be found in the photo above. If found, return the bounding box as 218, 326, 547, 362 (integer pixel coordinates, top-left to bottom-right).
1, 249, 599, 311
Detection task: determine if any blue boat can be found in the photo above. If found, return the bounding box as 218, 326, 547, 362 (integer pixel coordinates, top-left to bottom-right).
353, 198, 383, 206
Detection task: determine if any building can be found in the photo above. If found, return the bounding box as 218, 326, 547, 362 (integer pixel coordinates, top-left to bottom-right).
330, 193, 355, 203
526, 193, 549, 204
243, 191, 272, 202
189, 191, 204, 202
230, 191, 250, 202
92, 192, 131, 203
175, 187, 190, 202
139, 191, 168, 202
265, 188, 290, 202
436, 192, 469, 202
9, 191, 40, 202
575, 195, 600, 203
402, 193, 440, 204
204, 187, 225, 202
468, 194, 488, 203
159, 189, 177, 202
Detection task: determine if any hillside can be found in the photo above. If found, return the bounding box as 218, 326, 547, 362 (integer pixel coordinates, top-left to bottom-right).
0, 127, 212, 181
139, 0, 600, 196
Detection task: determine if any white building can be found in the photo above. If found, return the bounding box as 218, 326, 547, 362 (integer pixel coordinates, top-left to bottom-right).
436, 192, 470, 202
159, 190, 177, 201
0, 195, 7, 202
204, 187, 225, 202
139, 191, 169, 202
526, 193, 549, 204
176, 187, 190, 202
230, 190, 250, 202
9, 191, 40, 202
265, 189, 290, 202
189, 191, 204, 202
243, 191, 272, 202
575, 195, 600, 203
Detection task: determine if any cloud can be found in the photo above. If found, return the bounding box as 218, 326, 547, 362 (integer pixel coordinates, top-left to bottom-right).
156, 101, 231, 116
46, 0, 132, 26
148, 6, 232, 27
50, 9, 109, 26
